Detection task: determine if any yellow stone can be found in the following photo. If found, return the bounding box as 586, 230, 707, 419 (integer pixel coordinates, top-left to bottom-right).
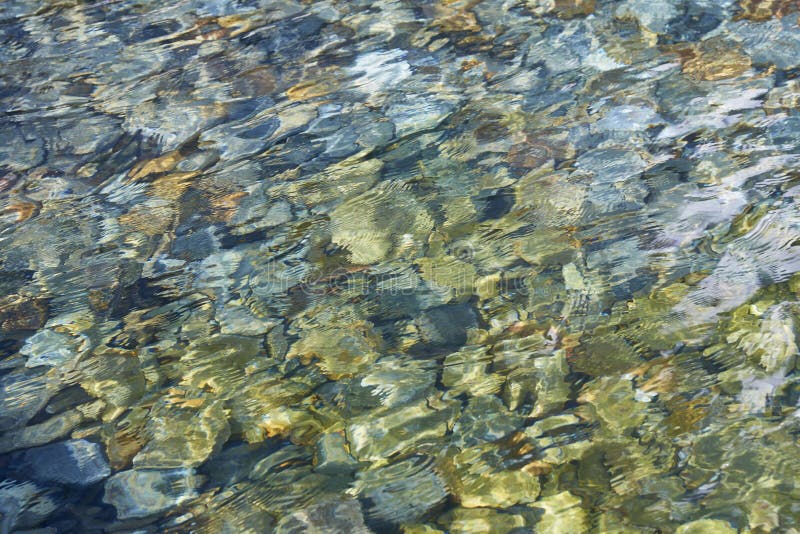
287, 326, 380, 379
286, 78, 340, 101
444, 508, 526, 534
534, 491, 589, 533
679, 40, 751, 82
736, 0, 798, 21
151, 171, 197, 200
676, 519, 736, 534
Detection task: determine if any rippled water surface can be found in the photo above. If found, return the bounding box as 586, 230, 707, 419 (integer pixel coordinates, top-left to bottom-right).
2, 0, 800, 532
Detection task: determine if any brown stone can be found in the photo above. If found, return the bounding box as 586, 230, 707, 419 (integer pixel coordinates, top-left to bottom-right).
735, 0, 799, 21
675, 39, 752, 82
0, 294, 48, 331
554, 0, 596, 18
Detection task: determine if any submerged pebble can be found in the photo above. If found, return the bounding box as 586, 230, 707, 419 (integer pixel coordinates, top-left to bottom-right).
103, 468, 199, 519
11, 439, 110, 486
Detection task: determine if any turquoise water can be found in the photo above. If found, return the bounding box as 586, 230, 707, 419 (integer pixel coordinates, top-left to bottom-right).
2, 0, 800, 532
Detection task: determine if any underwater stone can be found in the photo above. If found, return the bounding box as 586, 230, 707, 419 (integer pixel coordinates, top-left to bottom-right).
0, 368, 58, 432
676, 519, 737, 534
525, 23, 592, 74
579, 376, 647, 434
732, 303, 798, 374
594, 105, 662, 133
385, 94, 456, 138
171, 225, 217, 262
354, 456, 448, 527
346, 356, 437, 411
441, 347, 504, 397
472, 187, 515, 221
569, 334, 641, 376
0, 479, 60, 532
276, 499, 372, 534
513, 226, 578, 267
554, 0, 597, 18
21, 328, 87, 368
0, 294, 48, 331
663, 3, 723, 42
229, 193, 293, 236
451, 395, 523, 447
313, 432, 358, 474
133, 400, 231, 469
13, 439, 110, 486
533, 491, 589, 533
217, 300, 280, 336
450, 445, 541, 508
530, 351, 571, 417
680, 39, 752, 82
0, 124, 44, 171
288, 326, 381, 380
346, 399, 459, 461
440, 507, 527, 534
103, 468, 199, 519
525, 414, 592, 466
0, 402, 99, 454
615, 0, 679, 33
414, 303, 479, 351
329, 183, 434, 264
402, 525, 446, 534
576, 148, 647, 184
767, 115, 800, 152
417, 252, 478, 299
731, 14, 800, 69
346, 49, 412, 98
77, 351, 147, 410
515, 171, 587, 222
280, 153, 382, 209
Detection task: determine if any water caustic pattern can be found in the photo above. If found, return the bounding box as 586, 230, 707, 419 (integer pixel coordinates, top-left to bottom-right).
2, 0, 800, 532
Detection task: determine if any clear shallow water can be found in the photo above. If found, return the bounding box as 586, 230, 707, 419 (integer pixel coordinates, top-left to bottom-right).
1, 0, 800, 532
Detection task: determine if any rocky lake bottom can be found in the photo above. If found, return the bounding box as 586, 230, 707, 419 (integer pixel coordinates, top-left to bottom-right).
2, 0, 800, 532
